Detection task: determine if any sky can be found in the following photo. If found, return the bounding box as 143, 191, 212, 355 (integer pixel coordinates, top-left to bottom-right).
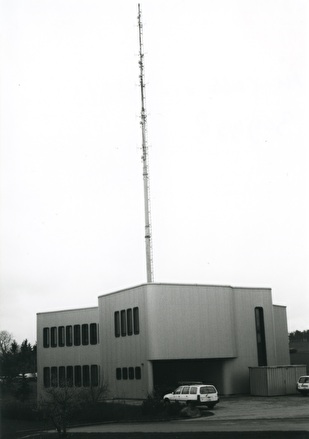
0, 0, 308, 345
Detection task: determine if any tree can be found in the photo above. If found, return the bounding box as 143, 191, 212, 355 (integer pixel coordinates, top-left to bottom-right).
0, 330, 13, 355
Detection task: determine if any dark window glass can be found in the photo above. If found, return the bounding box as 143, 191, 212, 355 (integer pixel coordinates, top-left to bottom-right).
82, 324, 89, 345
43, 367, 50, 387
43, 328, 50, 348
58, 326, 65, 347
122, 367, 128, 380
255, 307, 267, 366
129, 367, 134, 380
135, 367, 141, 380
114, 312, 120, 337
182, 386, 190, 394
83, 365, 90, 387
67, 366, 73, 387
51, 367, 58, 387
59, 366, 65, 387
66, 326, 73, 346
133, 307, 139, 334
190, 386, 197, 394
75, 366, 81, 387
116, 368, 121, 380
91, 365, 99, 387
74, 325, 81, 346
121, 310, 126, 336
90, 323, 97, 345
51, 327, 57, 347
127, 309, 133, 336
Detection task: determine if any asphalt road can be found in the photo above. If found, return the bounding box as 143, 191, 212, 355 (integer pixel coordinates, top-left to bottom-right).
66, 395, 309, 434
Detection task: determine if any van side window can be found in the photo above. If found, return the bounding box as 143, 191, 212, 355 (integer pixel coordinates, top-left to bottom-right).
190, 386, 197, 394
182, 386, 190, 394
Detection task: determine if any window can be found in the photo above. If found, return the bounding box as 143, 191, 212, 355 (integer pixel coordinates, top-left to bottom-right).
127, 309, 133, 336
83, 365, 90, 386
121, 310, 126, 336
43, 328, 50, 348
129, 367, 134, 380
51, 367, 58, 387
114, 312, 120, 337
190, 386, 197, 394
255, 307, 267, 366
133, 307, 139, 334
182, 386, 190, 394
74, 325, 81, 346
82, 324, 89, 345
75, 366, 81, 387
43, 367, 50, 387
122, 367, 128, 380
91, 365, 99, 387
66, 326, 73, 347
58, 326, 65, 347
51, 327, 57, 347
59, 366, 65, 387
116, 368, 122, 380
90, 323, 97, 345
67, 366, 73, 387
135, 367, 141, 380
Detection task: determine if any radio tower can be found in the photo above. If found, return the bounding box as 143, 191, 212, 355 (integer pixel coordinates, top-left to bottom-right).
138, 3, 154, 283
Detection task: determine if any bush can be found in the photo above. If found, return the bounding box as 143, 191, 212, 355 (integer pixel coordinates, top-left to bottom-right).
1, 400, 38, 420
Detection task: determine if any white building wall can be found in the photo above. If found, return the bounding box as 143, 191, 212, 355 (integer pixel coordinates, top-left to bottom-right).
98, 285, 149, 399
145, 283, 237, 360
37, 307, 100, 400
272, 305, 290, 365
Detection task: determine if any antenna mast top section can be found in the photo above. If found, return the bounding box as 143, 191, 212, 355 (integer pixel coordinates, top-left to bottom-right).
137, 3, 154, 283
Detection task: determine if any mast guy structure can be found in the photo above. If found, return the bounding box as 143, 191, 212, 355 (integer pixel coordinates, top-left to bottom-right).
138, 3, 154, 283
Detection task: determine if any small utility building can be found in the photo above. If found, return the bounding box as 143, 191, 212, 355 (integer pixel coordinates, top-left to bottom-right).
37, 283, 290, 399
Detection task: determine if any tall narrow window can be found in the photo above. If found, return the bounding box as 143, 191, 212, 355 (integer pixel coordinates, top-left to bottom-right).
74, 325, 81, 346
75, 366, 81, 387
67, 366, 73, 387
58, 326, 65, 347
43, 367, 50, 387
51, 367, 58, 387
255, 307, 267, 366
83, 365, 90, 387
66, 326, 73, 346
121, 310, 126, 336
129, 367, 134, 380
43, 328, 50, 348
90, 323, 97, 345
135, 367, 141, 380
114, 312, 120, 337
59, 366, 65, 387
91, 365, 99, 387
127, 309, 133, 336
122, 367, 128, 380
82, 324, 89, 345
133, 307, 140, 334
116, 368, 121, 380
51, 327, 57, 347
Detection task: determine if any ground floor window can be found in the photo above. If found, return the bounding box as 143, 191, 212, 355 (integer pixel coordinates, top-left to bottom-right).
116, 366, 141, 381
43, 365, 99, 388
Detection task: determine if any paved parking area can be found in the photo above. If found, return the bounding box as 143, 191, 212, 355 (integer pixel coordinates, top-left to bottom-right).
67, 395, 309, 434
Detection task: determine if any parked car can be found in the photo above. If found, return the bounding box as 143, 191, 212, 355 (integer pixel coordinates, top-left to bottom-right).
163, 383, 219, 408
296, 375, 309, 395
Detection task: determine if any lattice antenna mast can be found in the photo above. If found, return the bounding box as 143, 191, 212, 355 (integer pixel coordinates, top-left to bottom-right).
138, 3, 154, 283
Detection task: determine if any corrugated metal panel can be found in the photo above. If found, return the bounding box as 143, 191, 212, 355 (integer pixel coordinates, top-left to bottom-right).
249, 365, 307, 396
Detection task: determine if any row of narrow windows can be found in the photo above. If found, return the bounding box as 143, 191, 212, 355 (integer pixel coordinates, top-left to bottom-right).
43, 323, 98, 348
43, 365, 99, 388
116, 366, 141, 380
114, 307, 139, 337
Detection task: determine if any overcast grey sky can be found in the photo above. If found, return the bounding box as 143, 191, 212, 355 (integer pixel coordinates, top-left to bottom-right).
0, 0, 308, 345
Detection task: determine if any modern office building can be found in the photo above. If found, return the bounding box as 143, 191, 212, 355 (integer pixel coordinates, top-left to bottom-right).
37, 282, 290, 400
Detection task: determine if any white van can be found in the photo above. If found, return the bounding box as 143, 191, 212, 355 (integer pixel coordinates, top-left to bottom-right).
163, 383, 219, 408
